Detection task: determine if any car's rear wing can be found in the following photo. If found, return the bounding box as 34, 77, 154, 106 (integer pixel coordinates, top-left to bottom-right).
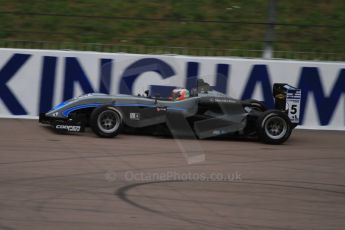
273, 84, 301, 124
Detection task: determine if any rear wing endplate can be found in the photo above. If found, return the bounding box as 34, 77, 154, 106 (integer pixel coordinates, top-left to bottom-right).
273, 84, 302, 124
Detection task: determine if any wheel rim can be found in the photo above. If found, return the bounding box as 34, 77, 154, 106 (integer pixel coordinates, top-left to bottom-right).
97, 110, 120, 134
264, 116, 288, 140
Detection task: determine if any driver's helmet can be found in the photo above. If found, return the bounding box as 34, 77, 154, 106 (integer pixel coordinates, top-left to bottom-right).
172, 88, 190, 101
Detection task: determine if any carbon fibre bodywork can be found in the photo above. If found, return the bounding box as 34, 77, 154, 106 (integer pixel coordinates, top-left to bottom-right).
39, 80, 301, 141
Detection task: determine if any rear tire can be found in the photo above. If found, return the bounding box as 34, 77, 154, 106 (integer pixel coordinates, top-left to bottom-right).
257, 110, 291, 144
90, 106, 123, 138
245, 99, 267, 112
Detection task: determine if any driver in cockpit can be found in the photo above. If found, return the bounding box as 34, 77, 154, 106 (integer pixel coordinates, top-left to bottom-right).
171, 88, 190, 101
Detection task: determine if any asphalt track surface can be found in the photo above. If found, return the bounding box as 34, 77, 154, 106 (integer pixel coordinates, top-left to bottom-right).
0, 119, 344, 230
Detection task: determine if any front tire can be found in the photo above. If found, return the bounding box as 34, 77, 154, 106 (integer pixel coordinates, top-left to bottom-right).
90, 106, 123, 138
257, 110, 291, 144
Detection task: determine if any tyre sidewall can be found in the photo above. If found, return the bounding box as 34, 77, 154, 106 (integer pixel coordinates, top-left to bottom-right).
257, 110, 292, 144
90, 106, 123, 138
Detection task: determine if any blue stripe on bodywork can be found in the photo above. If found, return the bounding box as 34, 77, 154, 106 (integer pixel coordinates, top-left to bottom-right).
53, 101, 69, 110
62, 103, 102, 117
62, 103, 186, 117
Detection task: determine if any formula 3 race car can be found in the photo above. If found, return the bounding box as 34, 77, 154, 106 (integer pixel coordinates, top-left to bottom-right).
39, 80, 301, 144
